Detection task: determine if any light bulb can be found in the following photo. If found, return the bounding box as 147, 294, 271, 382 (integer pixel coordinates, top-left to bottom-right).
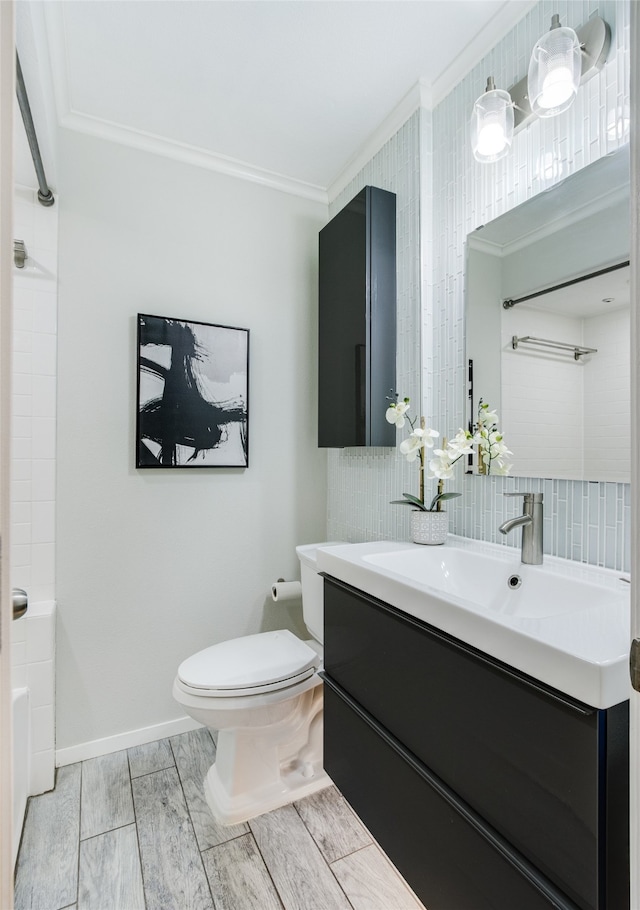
476, 123, 508, 158
539, 65, 576, 110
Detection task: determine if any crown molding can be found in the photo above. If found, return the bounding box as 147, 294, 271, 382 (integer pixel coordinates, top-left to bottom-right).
327, 80, 431, 203
59, 110, 328, 204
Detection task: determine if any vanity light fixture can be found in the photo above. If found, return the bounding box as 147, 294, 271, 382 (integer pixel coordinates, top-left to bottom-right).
470, 77, 514, 163
471, 14, 610, 162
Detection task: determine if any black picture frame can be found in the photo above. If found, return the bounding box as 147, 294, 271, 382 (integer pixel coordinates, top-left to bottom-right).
136, 313, 249, 468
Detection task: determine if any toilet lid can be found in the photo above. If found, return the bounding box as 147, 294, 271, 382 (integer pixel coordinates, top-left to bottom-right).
177, 629, 320, 694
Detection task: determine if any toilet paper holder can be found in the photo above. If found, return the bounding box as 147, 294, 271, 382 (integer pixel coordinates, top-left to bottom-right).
271, 578, 302, 602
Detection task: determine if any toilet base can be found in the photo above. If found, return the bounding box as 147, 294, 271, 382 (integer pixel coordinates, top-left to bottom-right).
204, 757, 332, 826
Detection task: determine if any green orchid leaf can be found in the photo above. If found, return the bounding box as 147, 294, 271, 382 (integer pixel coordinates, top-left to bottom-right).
428, 491, 462, 511
389, 493, 428, 511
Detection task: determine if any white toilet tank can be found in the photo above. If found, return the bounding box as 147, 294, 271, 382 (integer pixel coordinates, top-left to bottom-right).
296, 543, 342, 645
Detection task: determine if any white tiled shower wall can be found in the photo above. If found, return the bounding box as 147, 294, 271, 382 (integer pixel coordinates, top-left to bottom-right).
11, 184, 58, 793
328, 0, 630, 572
502, 304, 630, 482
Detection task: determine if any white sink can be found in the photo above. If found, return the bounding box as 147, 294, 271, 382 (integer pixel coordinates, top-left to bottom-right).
316, 536, 631, 709
363, 547, 622, 620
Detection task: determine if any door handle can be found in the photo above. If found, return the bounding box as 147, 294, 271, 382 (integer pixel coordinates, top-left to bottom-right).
12, 588, 28, 620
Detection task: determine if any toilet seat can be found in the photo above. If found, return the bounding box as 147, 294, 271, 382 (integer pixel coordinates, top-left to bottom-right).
177, 629, 320, 698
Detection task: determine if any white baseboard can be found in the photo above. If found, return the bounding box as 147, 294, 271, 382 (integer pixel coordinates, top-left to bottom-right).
55, 716, 202, 766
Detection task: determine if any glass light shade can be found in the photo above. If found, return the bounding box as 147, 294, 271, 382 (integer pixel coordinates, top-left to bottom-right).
528, 22, 581, 118
470, 86, 514, 163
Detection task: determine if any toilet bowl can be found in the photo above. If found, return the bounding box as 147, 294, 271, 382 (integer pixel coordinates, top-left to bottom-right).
172, 542, 339, 825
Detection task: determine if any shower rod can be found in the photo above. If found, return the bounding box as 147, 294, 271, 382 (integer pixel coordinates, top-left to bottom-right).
16, 52, 54, 207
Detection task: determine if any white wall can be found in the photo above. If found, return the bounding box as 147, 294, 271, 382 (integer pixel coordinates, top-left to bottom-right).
55, 130, 328, 756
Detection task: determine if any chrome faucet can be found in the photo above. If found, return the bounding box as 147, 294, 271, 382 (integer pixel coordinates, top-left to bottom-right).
499, 492, 543, 565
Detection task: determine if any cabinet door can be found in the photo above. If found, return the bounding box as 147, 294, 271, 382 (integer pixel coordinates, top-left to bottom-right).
324, 576, 629, 910
324, 678, 577, 910
318, 186, 396, 447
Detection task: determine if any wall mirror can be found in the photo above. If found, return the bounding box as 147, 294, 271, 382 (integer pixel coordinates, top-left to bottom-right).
465, 146, 630, 483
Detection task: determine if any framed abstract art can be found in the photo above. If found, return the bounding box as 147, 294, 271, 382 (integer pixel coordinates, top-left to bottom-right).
136, 314, 249, 468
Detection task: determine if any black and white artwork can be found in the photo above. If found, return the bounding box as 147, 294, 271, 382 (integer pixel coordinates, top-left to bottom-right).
136, 314, 249, 468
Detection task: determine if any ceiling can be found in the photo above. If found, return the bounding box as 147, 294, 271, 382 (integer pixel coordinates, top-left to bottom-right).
15, 0, 536, 201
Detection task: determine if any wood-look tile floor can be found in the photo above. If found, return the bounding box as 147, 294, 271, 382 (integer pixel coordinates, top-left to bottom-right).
14, 727, 426, 910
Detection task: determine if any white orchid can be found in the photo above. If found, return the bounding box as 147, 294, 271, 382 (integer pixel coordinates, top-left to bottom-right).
428, 430, 474, 481
387, 393, 512, 512
428, 449, 455, 480
386, 394, 464, 512
385, 398, 411, 428
399, 426, 439, 462
473, 400, 512, 475
477, 401, 499, 427
448, 429, 475, 456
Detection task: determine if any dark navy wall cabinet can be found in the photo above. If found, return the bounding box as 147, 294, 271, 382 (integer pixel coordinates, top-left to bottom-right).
318, 186, 396, 447
322, 575, 630, 910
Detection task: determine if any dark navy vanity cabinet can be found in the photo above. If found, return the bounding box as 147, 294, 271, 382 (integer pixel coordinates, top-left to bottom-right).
321, 575, 629, 910
318, 186, 396, 448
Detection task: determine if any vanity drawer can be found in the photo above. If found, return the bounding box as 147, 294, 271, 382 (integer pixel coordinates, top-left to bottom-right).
323, 575, 629, 910
323, 677, 576, 910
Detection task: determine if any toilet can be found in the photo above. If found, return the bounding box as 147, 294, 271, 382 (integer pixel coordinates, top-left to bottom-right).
172, 542, 338, 826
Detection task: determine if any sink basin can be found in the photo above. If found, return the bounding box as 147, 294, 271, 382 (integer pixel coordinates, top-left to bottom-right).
363, 547, 622, 620
317, 536, 630, 709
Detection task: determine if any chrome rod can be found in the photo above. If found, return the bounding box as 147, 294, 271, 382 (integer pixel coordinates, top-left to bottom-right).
511, 335, 597, 360
15, 52, 54, 207
502, 260, 629, 309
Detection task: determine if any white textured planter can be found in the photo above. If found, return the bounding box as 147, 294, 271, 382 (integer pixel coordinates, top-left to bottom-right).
411, 510, 448, 545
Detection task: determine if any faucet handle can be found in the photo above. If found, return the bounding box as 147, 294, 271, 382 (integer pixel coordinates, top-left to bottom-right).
504, 492, 543, 502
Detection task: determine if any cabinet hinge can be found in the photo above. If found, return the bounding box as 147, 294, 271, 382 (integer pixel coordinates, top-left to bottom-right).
630, 639, 640, 692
